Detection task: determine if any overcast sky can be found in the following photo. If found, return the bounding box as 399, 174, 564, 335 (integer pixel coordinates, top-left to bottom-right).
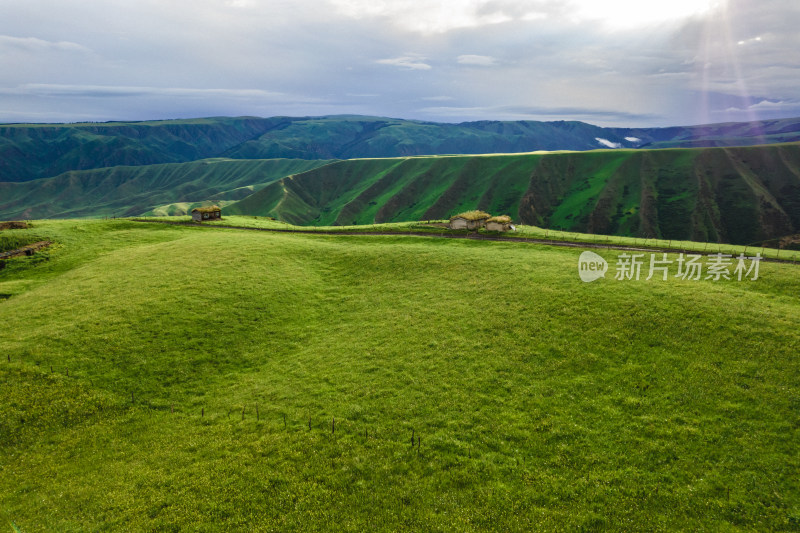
1, 0, 798, 127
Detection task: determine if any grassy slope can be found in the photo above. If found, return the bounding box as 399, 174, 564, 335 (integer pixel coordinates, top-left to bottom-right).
1, 220, 799, 531
0, 158, 332, 219
227, 144, 800, 245
224, 155, 544, 224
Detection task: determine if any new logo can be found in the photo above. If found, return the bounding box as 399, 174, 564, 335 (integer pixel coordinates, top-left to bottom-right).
578, 251, 608, 282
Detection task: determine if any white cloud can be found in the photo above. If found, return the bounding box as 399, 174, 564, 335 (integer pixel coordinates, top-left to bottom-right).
0, 84, 299, 101
746, 99, 788, 110
329, 0, 515, 33
0, 35, 89, 53
568, 0, 721, 30
595, 137, 622, 148
331, 0, 723, 33
457, 54, 498, 66
737, 36, 763, 46
415, 105, 660, 125
416, 106, 493, 119
625, 136, 642, 142
721, 99, 792, 113
376, 56, 432, 70
521, 11, 547, 21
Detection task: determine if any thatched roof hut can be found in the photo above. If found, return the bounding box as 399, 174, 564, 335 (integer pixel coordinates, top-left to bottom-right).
449, 210, 491, 230
191, 205, 221, 222
485, 215, 514, 232
0, 221, 29, 230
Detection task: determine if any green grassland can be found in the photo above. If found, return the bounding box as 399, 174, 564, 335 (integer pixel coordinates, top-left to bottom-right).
167, 215, 800, 261
1, 219, 799, 531
171, 215, 447, 232
226, 144, 800, 245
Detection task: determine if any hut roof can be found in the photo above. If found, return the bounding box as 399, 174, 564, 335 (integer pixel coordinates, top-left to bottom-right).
449, 210, 491, 221
0, 221, 29, 230
191, 205, 221, 214
486, 215, 512, 224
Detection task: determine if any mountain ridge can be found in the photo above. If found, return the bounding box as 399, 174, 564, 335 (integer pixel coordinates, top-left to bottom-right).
4, 115, 800, 182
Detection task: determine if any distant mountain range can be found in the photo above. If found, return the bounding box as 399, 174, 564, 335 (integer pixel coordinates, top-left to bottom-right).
3, 115, 800, 182
2, 115, 800, 245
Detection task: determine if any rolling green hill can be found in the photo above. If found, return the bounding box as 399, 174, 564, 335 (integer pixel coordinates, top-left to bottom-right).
4, 115, 800, 183
219, 115, 639, 159
219, 115, 800, 159
1, 219, 798, 530
0, 158, 331, 219
631, 117, 800, 149
0, 116, 291, 182
226, 143, 800, 245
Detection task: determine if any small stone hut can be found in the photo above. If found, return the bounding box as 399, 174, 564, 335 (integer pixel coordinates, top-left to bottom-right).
485, 215, 514, 232
449, 210, 491, 230
191, 205, 222, 222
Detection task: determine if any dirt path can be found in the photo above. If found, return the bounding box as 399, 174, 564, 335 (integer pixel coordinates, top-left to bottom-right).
130, 219, 799, 264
